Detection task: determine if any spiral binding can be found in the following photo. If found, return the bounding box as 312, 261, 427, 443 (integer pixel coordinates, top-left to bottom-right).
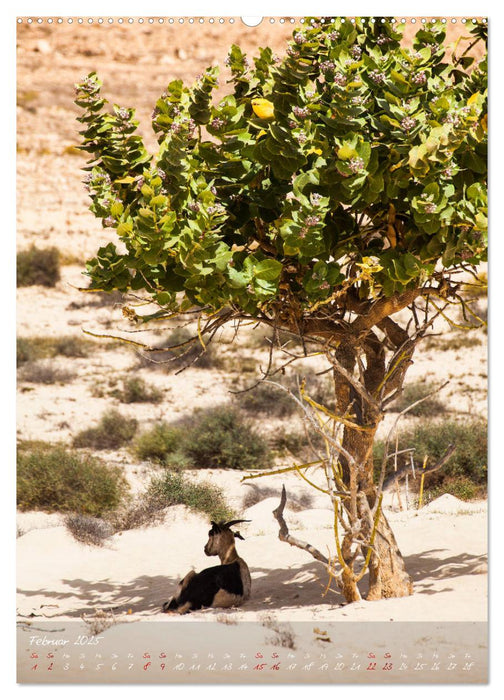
16, 17, 487, 25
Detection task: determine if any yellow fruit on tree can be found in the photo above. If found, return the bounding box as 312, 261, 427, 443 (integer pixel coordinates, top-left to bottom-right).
251, 98, 275, 120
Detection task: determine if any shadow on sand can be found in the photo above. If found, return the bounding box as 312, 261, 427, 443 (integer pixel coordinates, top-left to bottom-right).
17, 547, 486, 618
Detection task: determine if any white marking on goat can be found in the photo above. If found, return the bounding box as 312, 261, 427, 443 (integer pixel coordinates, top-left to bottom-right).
162, 520, 251, 614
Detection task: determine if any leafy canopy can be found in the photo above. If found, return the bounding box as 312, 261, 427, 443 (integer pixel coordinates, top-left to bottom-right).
75, 18, 487, 321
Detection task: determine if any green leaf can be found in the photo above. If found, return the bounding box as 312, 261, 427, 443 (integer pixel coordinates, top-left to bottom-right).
110, 201, 124, 217
254, 259, 283, 281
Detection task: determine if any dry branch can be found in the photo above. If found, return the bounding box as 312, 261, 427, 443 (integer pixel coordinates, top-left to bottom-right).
382, 443, 456, 490
272, 485, 331, 568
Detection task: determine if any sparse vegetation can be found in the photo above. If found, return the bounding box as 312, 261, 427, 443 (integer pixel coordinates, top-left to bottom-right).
17, 335, 93, 366
245, 327, 303, 350
421, 475, 486, 503
18, 360, 76, 385
424, 333, 483, 352
133, 406, 272, 471
73, 409, 138, 450
373, 417, 487, 500
17, 442, 128, 515
65, 513, 114, 546
176, 406, 272, 470
145, 470, 235, 523
110, 376, 163, 404
224, 355, 258, 375
82, 610, 118, 635
17, 245, 60, 287
260, 614, 296, 649
235, 381, 299, 418
389, 381, 447, 417
132, 423, 183, 463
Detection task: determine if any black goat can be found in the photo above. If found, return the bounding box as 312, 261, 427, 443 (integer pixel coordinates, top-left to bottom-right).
162, 520, 251, 614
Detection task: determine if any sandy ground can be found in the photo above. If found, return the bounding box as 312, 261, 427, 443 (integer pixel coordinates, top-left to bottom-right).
15, 17, 488, 683
17, 491, 487, 623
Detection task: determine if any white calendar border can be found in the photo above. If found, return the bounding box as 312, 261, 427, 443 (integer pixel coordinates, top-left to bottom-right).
5, 2, 502, 697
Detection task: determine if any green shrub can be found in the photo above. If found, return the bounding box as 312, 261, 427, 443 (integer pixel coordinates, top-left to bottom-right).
73, 409, 138, 450
269, 425, 325, 461
422, 476, 486, 504
17, 245, 60, 287
389, 381, 446, 417
133, 406, 271, 470
132, 423, 184, 463
373, 417, 487, 499
17, 335, 93, 366
111, 376, 163, 404
146, 470, 235, 522
179, 406, 272, 470
17, 443, 128, 515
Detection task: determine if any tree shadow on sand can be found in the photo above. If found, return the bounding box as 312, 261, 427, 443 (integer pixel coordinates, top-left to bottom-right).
403, 549, 487, 596
17, 549, 487, 618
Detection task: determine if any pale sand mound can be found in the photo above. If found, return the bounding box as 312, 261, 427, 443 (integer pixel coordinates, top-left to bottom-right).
420, 493, 486, 514
16, 497, 487, 623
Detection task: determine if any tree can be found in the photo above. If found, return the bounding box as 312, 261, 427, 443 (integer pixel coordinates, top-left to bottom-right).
74, 17, 487, 603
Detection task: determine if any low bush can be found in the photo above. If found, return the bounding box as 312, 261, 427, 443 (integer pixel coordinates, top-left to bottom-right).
178, 406, 272, 470
421, 476, 486, 504
17, 361, 76, 385
424, 333, 483, 352
65, 513, 114, 546
17, 442, 128, 515
373, 417, 487, 499
17, 335, 93, 366
67, 290, 124, 310
111, 376, 163, 404
112, 470, 235, 530
236, 382, 298, 418
17, 245, 60, 287
389, 381, 447, 417
147, 470, 235, 522
133, 406, 272, 471
269, 425, 325, 461
132, 423, 183, 463
246, 327, 303, 350
73, 409, 138, 450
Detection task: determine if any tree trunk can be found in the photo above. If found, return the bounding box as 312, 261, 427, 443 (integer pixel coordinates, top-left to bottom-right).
366, 510, 413, 599
333, 343, 413, 602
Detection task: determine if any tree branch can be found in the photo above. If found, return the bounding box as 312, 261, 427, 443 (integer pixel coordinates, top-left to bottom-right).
350, 288, 422, 335
272, 485, 331, 567
382, 443, 456, 490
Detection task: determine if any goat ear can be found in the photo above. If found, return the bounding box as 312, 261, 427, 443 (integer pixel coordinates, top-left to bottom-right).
234, 530, 245, 540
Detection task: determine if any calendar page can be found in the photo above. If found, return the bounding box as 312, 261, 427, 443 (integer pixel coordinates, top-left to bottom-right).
16, 13, 488, 685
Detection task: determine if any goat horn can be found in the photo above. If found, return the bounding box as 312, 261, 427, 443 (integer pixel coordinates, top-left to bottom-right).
222, 519, 251, 528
